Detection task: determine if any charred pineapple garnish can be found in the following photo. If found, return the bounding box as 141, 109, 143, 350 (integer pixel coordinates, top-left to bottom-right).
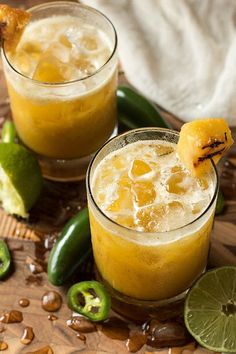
177, 118, 234, 176
0, 4, 30, 52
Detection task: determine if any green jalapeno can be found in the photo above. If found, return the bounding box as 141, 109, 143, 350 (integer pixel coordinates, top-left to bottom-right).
0, 240, 11, 279
216, 189, 225, 215
47, 208, 91, 286
2, 121, 16, 143
117, 86, 171, 129
67, 281, 111, 322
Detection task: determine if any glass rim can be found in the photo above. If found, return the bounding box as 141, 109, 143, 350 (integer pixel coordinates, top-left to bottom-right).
86, 127, 219, 236
2, 1, 118, 87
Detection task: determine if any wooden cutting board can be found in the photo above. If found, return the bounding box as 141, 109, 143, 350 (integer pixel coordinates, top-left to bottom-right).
0, 1, 235, 353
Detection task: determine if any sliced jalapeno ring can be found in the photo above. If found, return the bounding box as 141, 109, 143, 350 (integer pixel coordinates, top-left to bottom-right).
2, 121, 16, 143
67, 281, 111, 322
0, 240, 11, 279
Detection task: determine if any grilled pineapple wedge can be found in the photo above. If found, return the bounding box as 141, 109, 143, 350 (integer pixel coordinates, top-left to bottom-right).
0, 4, 30, 52
177, 118, 234, 177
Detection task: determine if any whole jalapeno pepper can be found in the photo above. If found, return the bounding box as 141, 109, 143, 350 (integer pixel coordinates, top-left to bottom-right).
0, 240, 11, 279
117, 85, 171, 129
215, 189, 225, 215
67, 281, 111, 322
47, 208, 91, 286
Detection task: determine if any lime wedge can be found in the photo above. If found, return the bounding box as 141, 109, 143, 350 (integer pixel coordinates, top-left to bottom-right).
1, 121, 16, 143
0, 143, 43, 218
184, 266, 236, 353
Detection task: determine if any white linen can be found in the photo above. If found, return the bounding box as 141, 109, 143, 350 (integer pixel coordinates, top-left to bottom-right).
84, 0, 236, 126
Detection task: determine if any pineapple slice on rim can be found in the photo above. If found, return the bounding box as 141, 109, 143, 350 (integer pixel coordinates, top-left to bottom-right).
0, 4, 30, 52
177, 118, 234, 177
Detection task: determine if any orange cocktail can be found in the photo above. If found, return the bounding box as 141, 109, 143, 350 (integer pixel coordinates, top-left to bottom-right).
2, 2, 117, 181
87, 128, 218, 303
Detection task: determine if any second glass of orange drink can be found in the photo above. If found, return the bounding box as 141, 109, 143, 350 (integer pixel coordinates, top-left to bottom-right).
2, 1, 118, 181
87, 128, 218, 319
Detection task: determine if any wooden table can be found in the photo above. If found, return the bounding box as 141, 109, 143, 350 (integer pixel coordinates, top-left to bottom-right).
0, 1, 235, 353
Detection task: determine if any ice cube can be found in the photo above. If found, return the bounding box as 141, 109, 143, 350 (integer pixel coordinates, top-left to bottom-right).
119, 173, 133, 189
166, 172, 188, 195
91, 47, 111, 67
153, 144, 174, 157
198, 177, 209, 190
167, 201, 184, 213
132, 181, 156, 207
165, 201, 186, 230
13, 50, 35, 76
106, 189, 133, 212
33, 56, 64, 83
107, 173, 134, 212
64, 26, 81, 45
32, 42, 78, 83
191, 200, 208, 215
113, 214, 135, 229
136, 204, 167, 232
45, 42, 71, 63
80, 35, 99, 51
59, 34, 72, 49
73, 55, 96, 76
136, 201, 186, 232
21, 41, 42, 60
130, 159, 152, 179
110, 156, 126, 170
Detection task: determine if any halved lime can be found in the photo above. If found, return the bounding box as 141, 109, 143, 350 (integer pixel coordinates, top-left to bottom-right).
0, 143, 43, 218
184, 266, 236, 353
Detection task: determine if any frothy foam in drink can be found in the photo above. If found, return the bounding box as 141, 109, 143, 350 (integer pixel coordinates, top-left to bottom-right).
92, 140, 214, 233
9, 16, 112, 82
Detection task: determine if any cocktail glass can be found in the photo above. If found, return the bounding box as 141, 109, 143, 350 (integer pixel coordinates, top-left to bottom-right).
86, 128, 218, 319
2, 1, 118, 181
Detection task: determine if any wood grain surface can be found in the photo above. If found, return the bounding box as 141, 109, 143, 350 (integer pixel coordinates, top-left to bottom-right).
0, 1, 235, 353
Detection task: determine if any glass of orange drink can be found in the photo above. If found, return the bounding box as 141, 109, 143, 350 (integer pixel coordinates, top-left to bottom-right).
86, 128, 218, 318
2, 2, 118, 181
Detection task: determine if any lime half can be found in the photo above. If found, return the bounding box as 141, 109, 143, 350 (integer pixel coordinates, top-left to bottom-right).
184, 266, 236, 353
0, 143, 43, 218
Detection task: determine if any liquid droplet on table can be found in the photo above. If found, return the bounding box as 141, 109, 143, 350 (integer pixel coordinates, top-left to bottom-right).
20, 326, 34, 345
19, 298, 30, 308
0, 341, 8, 351
41, 291, 62, 312
126, 331, 147, 352
26, 346, 54, 354
48, 314, 58, 321
67, 316, 96, 333
0, 310, 23, 323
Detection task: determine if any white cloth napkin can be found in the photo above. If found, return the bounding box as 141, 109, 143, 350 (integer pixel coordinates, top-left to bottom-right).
84, 0, 236, 126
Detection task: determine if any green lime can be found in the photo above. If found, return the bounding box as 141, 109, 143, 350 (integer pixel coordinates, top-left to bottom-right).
1, 121, 17, 143
184, 266, 236, 353
0, 143, 43, 218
